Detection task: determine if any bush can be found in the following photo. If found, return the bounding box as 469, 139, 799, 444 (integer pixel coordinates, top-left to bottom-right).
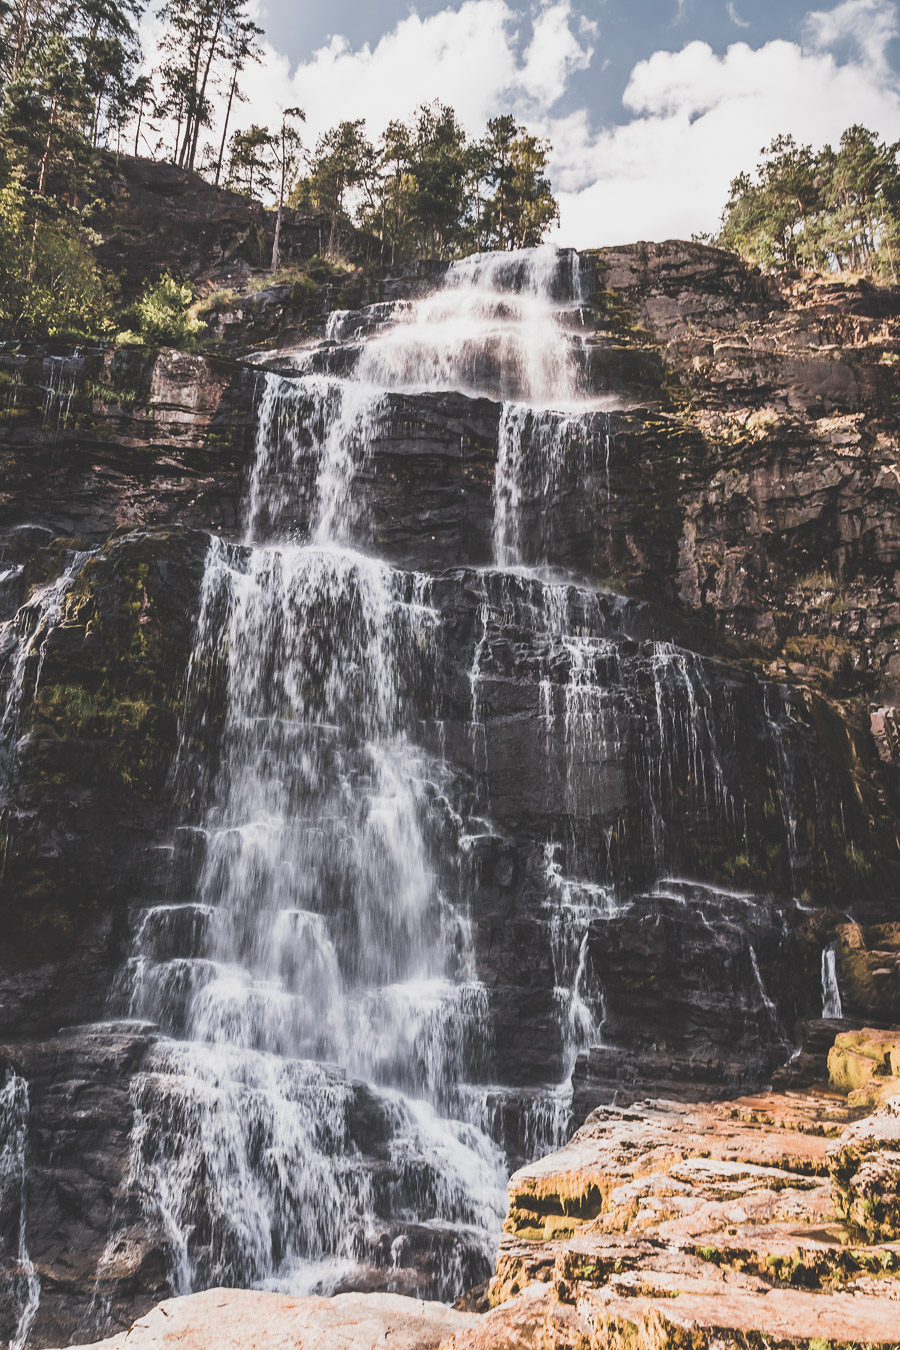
125, 272, 206, 347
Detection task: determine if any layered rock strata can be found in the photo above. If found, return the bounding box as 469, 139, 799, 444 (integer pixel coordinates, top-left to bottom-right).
1, 240, 900, 1343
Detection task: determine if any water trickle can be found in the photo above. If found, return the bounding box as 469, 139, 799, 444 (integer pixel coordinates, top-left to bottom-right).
544, 845, 611, 1069
493, 405, 605, 569
40, 353, 81, 441
821, 945, 843, 1019
0, 1073, 41, 1350
0, 548, 94, 812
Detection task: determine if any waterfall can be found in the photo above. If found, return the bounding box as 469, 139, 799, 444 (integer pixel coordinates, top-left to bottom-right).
0, 548, 94, 812
0, 1073, 41, 1350
85, 244, 815, 1324
115, 537, 505, 1296
822, 945, 843, 1019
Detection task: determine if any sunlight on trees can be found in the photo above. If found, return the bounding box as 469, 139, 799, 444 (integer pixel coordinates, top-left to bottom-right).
289, 103, 559, 263
717, 126, 900, 281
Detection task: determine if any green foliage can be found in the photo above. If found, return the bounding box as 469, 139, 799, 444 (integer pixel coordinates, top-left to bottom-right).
0, 2, 145, 340
156, 0, 261, 174
226, 121, 275, 198
718, 126, 900, 279
0, 176, 115, 338
294, 118, 376, 255
479, 114, 559, 250
1, 0, 143, 153
121, 271, 205, 346
291, 101, 560, 263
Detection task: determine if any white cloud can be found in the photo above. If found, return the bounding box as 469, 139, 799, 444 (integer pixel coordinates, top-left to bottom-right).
520, 1, 594, 107
803, 0, 899, 73
138, 0, 900, 250
238, 0, 591, 148
553, 12, 900, 247
727, 2, 751, 29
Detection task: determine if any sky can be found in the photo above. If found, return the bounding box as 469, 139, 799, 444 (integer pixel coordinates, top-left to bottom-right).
153, 0, 900, 247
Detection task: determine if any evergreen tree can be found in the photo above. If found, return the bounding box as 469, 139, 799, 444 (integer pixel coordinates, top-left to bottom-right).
213, 14, 262, 186
155, 0, 257, 173
406, 102, 469, 258
718, 125, 900, 280
296, 119, 375, 253
226, 122, 273, 198
478, 115, 558, 250
270, 105, 304, 270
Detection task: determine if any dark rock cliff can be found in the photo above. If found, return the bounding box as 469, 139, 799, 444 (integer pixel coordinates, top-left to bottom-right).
1, 239, 900, 1344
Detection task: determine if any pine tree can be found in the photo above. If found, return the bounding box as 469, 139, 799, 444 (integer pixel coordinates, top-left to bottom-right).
270, 105, 304, 270
155, 0, 257, 174
226, 122, 273, 198
479, 116, 558, 250
717, 126, 900, 279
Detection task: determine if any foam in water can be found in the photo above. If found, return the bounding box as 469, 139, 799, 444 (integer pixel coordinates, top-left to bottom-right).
353, 248, 588, 406
0, 1073, 41, 1350
115, 536, 505, 1296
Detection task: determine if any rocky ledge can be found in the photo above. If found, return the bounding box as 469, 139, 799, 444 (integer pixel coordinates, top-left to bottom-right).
62, 1031, 900, 1350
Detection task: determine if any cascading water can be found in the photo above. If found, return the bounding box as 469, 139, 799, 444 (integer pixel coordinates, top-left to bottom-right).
89, 244, 821, 1324
108, 250, 597, 1305
114, 520, 505, 1294
0, 549, 95, 814
822, 945, 843, 1019
0, 1074, 41, 1350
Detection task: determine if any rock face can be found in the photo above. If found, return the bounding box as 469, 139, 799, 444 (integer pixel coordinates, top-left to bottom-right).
1, 236, 900, 1344
480, 1078, 900, 1349
93, 157, 331, 300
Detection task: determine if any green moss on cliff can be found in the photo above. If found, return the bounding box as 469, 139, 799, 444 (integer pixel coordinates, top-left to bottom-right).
1, 528, 206, 963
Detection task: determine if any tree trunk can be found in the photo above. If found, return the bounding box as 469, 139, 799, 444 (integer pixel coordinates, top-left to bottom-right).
36, 89, 58, 197
12, 0, 30, 78
271, 136, 286, 271
173, 94, 184, 164
179, 16, 206, 169
134, 97, 144, 157
28, 87, 59, 281
189, 4, 225, 171
215, 67, 238, 186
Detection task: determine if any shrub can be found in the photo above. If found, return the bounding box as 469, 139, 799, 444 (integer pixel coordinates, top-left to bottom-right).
125, 272, 206, 348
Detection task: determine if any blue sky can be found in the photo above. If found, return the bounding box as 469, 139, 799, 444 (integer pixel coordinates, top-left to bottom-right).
176, 0, 900, 244
257, 0, 899, 129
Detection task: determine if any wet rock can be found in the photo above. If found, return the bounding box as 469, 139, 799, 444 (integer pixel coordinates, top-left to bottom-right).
0, 528, 209, 1021
0, 1026, 156, 1348
0, 347, 255, 540
835, 925, 900, 1022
